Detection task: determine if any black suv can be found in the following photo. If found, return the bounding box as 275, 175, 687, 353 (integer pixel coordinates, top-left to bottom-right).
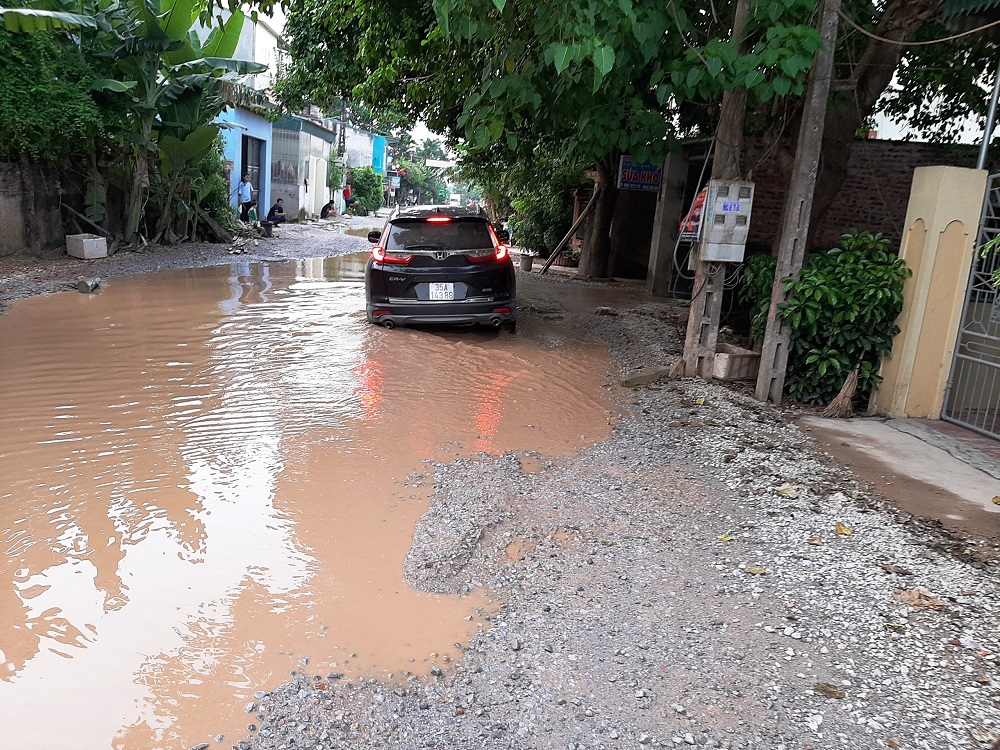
365, 205, 517, 330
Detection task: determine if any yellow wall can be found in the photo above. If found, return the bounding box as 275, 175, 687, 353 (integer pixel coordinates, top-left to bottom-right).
872, 166, 987, 418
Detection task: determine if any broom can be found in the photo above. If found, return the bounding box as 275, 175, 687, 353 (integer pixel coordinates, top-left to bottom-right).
822, 364, 860, 418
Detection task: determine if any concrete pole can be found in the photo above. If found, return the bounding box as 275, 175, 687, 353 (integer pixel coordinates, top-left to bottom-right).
977, 58, 1000, 171
754, 0, 841, 403
682, 0, 748, 378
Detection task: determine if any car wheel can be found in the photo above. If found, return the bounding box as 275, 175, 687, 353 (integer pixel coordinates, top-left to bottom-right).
503, 320, 517, 333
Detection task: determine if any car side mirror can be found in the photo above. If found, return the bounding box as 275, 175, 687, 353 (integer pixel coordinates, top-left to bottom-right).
495, 229, 510, 243
367, 231, 381, 243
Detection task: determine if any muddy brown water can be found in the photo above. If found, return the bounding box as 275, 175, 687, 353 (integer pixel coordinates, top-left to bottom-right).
0, 255, 617, 749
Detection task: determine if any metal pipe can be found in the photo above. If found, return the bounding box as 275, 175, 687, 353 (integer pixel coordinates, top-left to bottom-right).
977, 57, 1000, 170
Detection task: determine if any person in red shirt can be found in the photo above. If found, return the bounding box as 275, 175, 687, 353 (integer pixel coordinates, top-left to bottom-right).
343, 183, 356, 214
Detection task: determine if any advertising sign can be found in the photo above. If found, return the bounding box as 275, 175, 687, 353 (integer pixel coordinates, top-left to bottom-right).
617, 156, 662, 192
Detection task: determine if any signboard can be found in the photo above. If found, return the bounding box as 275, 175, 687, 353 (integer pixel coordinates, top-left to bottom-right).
679, 188, 707, 243
617, 156, 662, 192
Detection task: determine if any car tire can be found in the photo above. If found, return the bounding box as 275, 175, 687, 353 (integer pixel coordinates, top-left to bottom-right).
503, 320, 517, 333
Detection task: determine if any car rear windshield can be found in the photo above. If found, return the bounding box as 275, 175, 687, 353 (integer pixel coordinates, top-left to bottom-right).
385, 219, 493, 251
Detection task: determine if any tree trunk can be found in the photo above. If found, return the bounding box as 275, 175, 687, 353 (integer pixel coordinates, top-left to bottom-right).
809, 0, 944, 237
125, 118, 153, 242
578, 157, 618, 278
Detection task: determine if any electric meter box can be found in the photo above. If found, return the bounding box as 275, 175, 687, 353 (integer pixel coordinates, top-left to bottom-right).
699, 179, 754, 263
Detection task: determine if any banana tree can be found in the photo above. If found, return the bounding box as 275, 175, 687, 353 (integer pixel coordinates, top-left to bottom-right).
102, 0, 264, 240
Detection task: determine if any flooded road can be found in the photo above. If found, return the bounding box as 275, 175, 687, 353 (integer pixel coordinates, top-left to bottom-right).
0, 255, 617, 750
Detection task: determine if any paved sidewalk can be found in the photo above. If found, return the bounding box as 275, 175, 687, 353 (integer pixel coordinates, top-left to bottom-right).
800, 415, 1000, 540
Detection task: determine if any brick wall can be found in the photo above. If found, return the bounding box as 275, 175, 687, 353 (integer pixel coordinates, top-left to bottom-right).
739, 138, 979, 252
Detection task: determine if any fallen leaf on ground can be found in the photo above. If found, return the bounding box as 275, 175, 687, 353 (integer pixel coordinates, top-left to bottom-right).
813, 683, 845, 699
879, 563, 912, 575
694, 397, 705, 405
892, 587, 949, 610
743, 566, 766, 575
807, 538, 824, 546
776, 483, 799, 498
835, 522, 852, 536
993, 496, 1000, 505
717, 534, 733, 542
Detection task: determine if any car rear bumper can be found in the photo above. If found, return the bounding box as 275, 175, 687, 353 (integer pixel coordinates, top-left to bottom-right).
366, 299, 516, 328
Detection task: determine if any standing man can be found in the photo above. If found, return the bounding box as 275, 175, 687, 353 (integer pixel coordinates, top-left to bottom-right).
237, 174, 254, 221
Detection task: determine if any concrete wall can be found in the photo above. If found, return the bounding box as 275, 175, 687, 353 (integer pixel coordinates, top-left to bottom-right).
0, 163, 64, 257
871, 166, 988, 419
219, 108, 272, 215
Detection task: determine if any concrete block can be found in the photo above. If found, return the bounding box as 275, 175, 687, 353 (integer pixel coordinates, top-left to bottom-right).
713, 344, 760, 381
67, 233, 108, 259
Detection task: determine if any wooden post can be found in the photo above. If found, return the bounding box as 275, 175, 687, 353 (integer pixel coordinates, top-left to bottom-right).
755, 0, 841, 403
682, 0, 748, 378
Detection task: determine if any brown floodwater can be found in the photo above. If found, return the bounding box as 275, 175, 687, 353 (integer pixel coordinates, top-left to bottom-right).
0, 254, 617, 750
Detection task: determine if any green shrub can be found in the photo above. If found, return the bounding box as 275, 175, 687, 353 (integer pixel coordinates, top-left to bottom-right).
508, 165, 587, 257
349, 166, 383, 214
197, 137, 235, 231
740, 230, 911, 405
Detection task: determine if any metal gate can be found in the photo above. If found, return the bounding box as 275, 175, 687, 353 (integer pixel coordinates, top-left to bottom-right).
942, 173, 1000, 438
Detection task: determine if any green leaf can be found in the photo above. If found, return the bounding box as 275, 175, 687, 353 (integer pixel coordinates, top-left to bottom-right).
593, 45, 615, 77
488, 119, 503, 143
550, 43, 571, 74
1, 8, 97, 32
159, 0, 200, 41
201, 10, 245, 59
705, 56, 722, 79
91, 79, 137, 93
744, 69, 765, 89
492, 0, 506, 10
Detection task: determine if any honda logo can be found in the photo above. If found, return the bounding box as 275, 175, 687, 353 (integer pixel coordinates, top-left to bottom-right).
433, 251, 448, 260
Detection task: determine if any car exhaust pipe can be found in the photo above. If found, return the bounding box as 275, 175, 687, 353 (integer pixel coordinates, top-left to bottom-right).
490, 317, 502, 328
382, 318, 395, 330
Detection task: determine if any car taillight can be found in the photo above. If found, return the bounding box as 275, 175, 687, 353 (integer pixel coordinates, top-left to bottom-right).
371, 245, 412, 264
426, 215, 452, 223
495, 244, 509, 261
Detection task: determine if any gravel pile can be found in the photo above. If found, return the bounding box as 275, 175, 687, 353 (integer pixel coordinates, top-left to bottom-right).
239, 280, 1000, 750
2, 227, 995, 750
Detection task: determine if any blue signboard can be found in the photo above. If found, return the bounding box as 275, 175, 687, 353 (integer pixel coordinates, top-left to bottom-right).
617, 156, 662, 192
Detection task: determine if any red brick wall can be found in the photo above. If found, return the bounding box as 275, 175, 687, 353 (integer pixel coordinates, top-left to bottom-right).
738, 138, 978, 252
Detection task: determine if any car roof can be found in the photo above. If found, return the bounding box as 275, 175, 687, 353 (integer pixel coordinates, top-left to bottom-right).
390, 204, 489, 222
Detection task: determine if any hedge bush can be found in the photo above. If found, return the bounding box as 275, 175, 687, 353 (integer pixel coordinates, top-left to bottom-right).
740, 230, 910, 405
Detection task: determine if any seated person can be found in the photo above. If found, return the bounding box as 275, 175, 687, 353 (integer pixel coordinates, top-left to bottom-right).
246, 200, 259, 223
320, 200, 335, 219
266, 198, 288, 223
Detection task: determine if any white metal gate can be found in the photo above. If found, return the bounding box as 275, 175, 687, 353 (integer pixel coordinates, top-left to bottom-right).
942, 173, 1000, 438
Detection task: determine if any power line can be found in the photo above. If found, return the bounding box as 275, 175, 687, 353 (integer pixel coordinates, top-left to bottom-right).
836, 6, 1000, 46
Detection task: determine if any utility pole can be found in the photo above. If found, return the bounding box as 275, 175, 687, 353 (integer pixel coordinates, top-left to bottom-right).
754, 0, 841, 403
682, 0, 749, 378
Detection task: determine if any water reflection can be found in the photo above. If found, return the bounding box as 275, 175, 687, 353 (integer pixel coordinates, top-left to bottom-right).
0, 255, 616, 749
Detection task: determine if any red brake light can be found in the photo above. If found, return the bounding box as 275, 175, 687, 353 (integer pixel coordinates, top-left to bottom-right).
495, 244, 509, 261
426, 215, 452, 223
371, 245, 412, 265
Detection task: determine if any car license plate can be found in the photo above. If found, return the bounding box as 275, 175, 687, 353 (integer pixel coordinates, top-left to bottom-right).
429, 282, 454, 300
